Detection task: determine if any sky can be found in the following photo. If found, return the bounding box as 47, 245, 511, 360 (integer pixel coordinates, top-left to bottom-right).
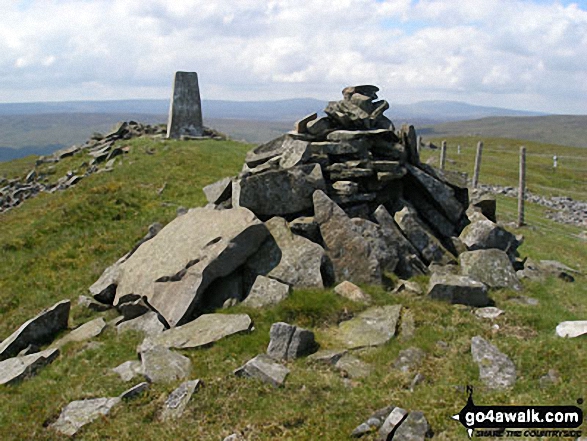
1, 0, 587, 114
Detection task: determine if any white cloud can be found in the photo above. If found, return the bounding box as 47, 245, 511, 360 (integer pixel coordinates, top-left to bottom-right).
0, 0, 586, 113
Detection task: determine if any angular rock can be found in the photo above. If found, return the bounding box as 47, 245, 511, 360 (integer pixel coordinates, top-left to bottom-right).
50, 317, 107, 349
334, 354, 372, 379
203, 177, 232, 205
113, 207, 268, 327
159, 379, 202, 421
116, 312, 166, 337
242, 276, 291, 308
118, 297, 150, 321
295, 113, 317, 133
145, 313, 252, 350
427, 273, 490, 307
245, 135, 288, 168
307, 349, 347, 365
0, 300, 70, 361
90, 261, 122, 304
394, 205, 456, 265
267, 322, 317, 361
460, 249, 522, 291
120, 381, 150, 400
234, 354, 290, 387
459, 218, 519, 254
335, 305, 402, 349
0, 348, 59, 385
351, 218, 399, 273
50, 397, 121, 436
306, 116, 333, 137
400, 309, 416, 341
313, 190, 381, 284
393, 347, 426, 373
289, 216, 321, 243
334, 281, 371, 303
555, 321, 587, 338
474, 307, 504, 320
140, 345, 191, 383
245, 217, 325, 288
471, 336, 516, 390
77, 295, 111, 312
378, 407, 408, 441
233, 164, 326, 217
393, 410, 432, 441
112, 360, 143, 382
332, 180, 359, 195
351, 406, 394, 438
279, 139, 312, 169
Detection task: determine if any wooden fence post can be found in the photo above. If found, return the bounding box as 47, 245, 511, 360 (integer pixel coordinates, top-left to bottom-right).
518, 146, 526, 227
440, 140, 447, 170
472, 141, 483, 188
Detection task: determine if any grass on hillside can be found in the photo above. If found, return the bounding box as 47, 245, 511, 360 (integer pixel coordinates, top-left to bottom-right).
0, 135, 585, 440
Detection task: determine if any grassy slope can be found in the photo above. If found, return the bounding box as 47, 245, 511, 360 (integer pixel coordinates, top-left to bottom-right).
0, 136, 585, 440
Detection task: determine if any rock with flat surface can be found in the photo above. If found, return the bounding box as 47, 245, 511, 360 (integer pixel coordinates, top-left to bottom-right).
459, 218, 519, 254
335, 305, 402, 349
233, 164, 326, 217
234, 354, 290, 387
267, 322, 317, 361
460, 249, 522, 291
50, 317, 107, 349
471, 336, 516, 390
117, 312, 166, 337
245, 217, 325, 288
378, 407, 408, 441
145, 313, 252, 350
242, 276, 291, 308
313, 190, 381, 284
555, 321, 587, 338
159, 379, 202, 421
334, 281, 371, 303
50, 397, 121, 436
392, 410, 432, 441
0, 348, 59, 385
0, 300, 70, 361
307, 349, 347, 365
474, 307, 504, 320
203, 177, 232, 205
351, 218, 399, 273
113, 207, 268, 327
140, 345, 191, 383
90, 260, 122, 304
427, 273, 490, 307
334, 354, 372, 379
112, 360, 143, 382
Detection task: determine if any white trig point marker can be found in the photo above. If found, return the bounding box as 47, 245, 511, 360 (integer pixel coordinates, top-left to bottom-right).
553, 155, 558, 170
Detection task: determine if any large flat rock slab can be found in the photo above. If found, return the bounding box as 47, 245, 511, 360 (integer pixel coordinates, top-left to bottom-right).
334, 305, 402, 349
144, 313, 252, 350
113, 207, 268, 327
140, 345, 192, 383
460, 249, 522, 291
234, 354, 290, 387
50, 397, 121, 436
0, 348, 60, 385
0, 300, 70, 361
50, 317, 107, 349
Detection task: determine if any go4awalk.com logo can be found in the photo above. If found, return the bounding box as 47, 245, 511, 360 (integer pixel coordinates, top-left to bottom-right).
451, 386, 584, 439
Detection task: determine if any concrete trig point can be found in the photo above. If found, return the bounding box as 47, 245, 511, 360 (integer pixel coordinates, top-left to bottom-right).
166, 71, 203, 139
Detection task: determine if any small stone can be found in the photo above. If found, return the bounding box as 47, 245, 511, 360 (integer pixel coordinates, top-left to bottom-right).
267, 322, 317, 361
242, 276, 291, 308
474, 307, 504, 320
335, 305, 402, 349
116, 312, 166, 337
400, 309, 416, 341
50, 317, 107, 349
555, 321, 587, 338
140, 345, 191, 383
394, 280, 423, 296
112, 360, 143, 382
335, 354, 373, 379
410, 372, 426, 392
50, 397, 121, 436
307, 349, 347, 365
234, 354, 290, 387
334, 281, 371, 303
120, 382, 150, 400
393, 347, 426, 373
77, 295, 111, 312
471, 336, 516, 390
392, 410, 432, 441
159, 379, 202, 421
378, 407, 408, 440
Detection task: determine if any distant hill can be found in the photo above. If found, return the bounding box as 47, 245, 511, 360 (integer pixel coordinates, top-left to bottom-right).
421, 115, 587, 148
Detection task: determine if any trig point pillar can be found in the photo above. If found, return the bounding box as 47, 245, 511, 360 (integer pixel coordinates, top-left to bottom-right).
166, 71, 203, 139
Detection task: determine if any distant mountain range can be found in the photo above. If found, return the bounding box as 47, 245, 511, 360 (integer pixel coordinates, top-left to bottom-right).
0, 97, 579, 162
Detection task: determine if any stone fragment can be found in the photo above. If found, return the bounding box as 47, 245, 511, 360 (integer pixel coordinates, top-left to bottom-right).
118, 298, 150, 321
0, 348, 59, 385
471, 336, 516, 390
140, 346, 191, 383
289, 216, 321, 243
159, 379, 202, 421
120, 382, 150, 400
392, 410, 432, 441
378, 407, 409, 441
145, 313, 252, 350
116, 312, 166, 337
0, 300, 70, 361
90, 261, 122, 304
393, 347, 426, 373
307, 349, 347, 365
334, 281, 372, 303
50, 318, 107, 349
393, 280, 423, 296
77, 295, 111, 312
223, 434, 246, 441
410, 373, 426, 392
234, 354, 290, 387
267, 322, 317, 361
474, 307, 504, 320
295, 113, 317, 133
400, 309, 416, 341
394, 205, 456, 265
280, 139, 312, 169
50, 397, 121, 436
114, 207, 268, 327
112, 360, 143, 382
460, 249, 522, 291
335, 305, 402, 349
555, 321, 587, 338
245, 217, 324, 288
459, 218, 519, 254
351, 218, 399, 273
334, 354, 372, 379
332, 180, 359, 195
242, 276, 291, 308
351, 407, 394, 438
306, 116, 333, 137
167, 71, 203, 138
245, 135, 288, 168
313, 190, 381, 284
427, 274, 490, 307
203, 177, 232, 205
233, 164, 326, 217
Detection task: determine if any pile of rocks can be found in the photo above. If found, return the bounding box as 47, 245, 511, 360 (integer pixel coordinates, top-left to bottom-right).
0, 121, 225, 213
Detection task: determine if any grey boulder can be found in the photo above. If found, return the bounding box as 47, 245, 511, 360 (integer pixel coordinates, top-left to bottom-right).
427, 273, 490, 307
140, 345, 191, 383
471, 336, 516, 390
50, 397, 121, 436
159, 379, 203, 421
460, 249, 522, 291
234, 354, 290, 387
0, 348, 60, 385
266, 322, 317, 361
335, 305, 402, 349
242, 276, 291, 308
